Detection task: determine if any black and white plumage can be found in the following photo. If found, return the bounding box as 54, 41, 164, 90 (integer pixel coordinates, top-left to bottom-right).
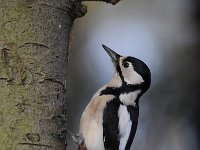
79, 45, 151, 150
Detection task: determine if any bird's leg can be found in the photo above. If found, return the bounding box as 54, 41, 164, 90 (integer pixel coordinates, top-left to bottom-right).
63, 128, 84, 145
52, 128, 84, 149
62, 129, 87, 150
51, 114, 85, 149
53, 128, 84, 145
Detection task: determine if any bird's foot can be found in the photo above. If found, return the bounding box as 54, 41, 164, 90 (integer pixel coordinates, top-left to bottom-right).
71, 133, 84, 145
54, 128, 84, 145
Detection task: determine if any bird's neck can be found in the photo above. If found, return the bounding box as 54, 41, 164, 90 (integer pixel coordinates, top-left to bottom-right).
107, 72, 122, 88
119, 90, 141, 106
100, 73, 142, 106
107, 72, 142, 92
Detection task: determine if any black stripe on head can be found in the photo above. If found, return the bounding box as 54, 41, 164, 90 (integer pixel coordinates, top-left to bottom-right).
116, 64, 125, 83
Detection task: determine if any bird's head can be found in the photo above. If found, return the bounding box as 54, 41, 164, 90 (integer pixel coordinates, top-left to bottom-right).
102, 44, 151, 94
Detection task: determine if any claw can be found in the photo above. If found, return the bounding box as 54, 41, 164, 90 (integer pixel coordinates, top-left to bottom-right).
63, 128, 84, 145
55, 128, 84, 145
71, 133, 84, 145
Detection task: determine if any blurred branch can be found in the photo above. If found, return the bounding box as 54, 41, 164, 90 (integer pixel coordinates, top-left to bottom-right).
81, 0, 121, 5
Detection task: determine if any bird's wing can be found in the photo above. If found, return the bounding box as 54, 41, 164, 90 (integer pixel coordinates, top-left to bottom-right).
103, 101, 139, 150
124, 106, 139, 150
79, 90, 115, 150
103, 99, 120, 150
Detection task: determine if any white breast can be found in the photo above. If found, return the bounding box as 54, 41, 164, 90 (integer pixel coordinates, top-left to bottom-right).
118, 105, 132, 150
119, 90, 141, 106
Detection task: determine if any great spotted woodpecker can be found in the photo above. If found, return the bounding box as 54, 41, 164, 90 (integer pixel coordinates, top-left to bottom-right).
79, 45, 151, 150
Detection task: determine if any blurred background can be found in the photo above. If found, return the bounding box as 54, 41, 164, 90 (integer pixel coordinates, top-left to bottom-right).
66, 0, 200, 149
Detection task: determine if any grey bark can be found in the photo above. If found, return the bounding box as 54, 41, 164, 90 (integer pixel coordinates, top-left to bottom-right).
0, 0, 120, 149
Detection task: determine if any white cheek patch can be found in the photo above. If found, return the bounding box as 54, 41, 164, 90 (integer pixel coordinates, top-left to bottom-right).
118, 105, 132, 150
119, 90, 141, 106
124, 70, 144, 85
119, 57, 144, 85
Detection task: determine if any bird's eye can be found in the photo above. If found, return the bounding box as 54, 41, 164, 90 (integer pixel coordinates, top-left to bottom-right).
123, 62, 129, 68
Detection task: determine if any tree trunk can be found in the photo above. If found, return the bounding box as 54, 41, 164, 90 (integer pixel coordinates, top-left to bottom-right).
0, 0, 120, 149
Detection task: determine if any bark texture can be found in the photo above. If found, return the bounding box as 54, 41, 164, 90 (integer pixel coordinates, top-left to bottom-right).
0, 0, 86, 149
0, 0, 120, 149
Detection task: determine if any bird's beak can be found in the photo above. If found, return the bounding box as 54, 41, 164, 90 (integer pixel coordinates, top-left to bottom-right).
102, 44, 121, 66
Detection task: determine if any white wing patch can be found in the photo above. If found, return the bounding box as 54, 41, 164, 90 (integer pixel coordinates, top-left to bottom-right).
119, 90, 141, 106
118, 105, 132, 150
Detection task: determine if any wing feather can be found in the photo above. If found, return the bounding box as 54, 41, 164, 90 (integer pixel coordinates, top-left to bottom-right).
103, 100, 120, 150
